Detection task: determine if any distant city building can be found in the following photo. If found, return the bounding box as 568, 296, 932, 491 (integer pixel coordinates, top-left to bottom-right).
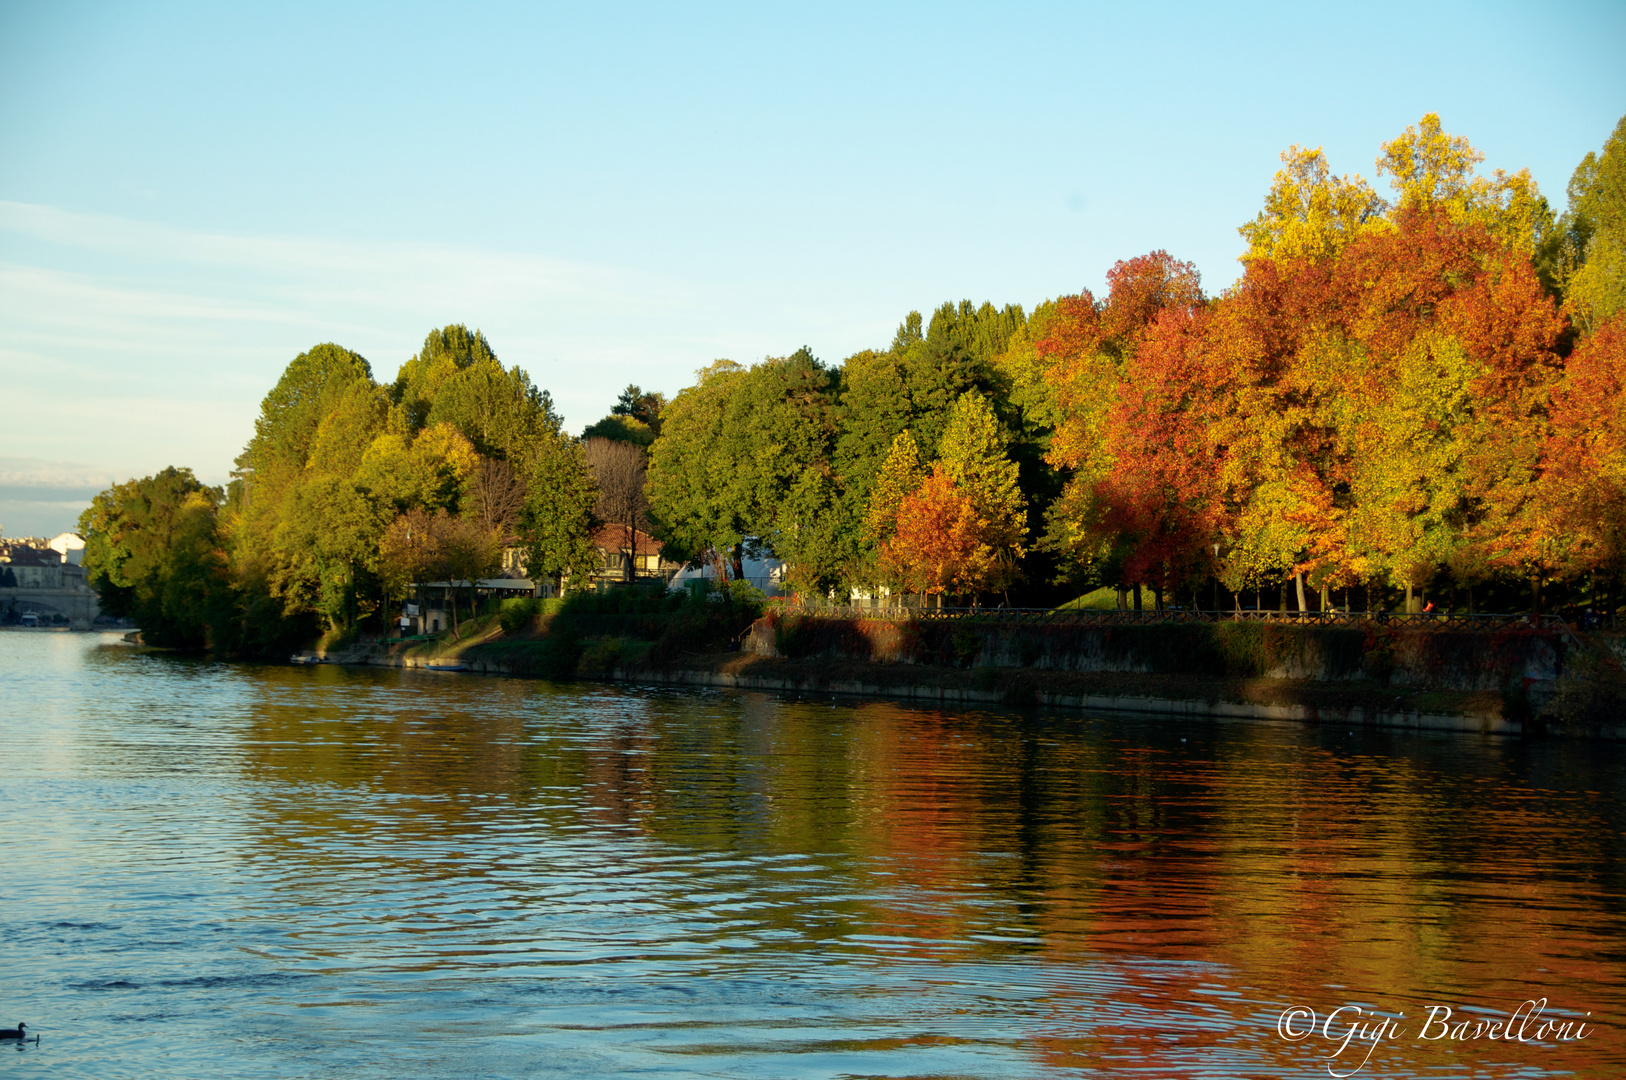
0, 536, 101, 627
48, 533, 86, 566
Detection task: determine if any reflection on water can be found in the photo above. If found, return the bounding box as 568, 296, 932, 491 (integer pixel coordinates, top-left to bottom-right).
2, 631, 1622, 1078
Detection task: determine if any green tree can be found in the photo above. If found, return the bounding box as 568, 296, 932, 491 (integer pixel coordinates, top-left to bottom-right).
776, 466, 851, 596
229, 343, 383, 633
647, 359, 749, 576
391, 324, 561, 464
647, 352, 838, 579
390, 324, 500, 431
720, 347, 840, 563
520, 431, 601, 592
80, 468, 230, 648
1564, 114, 1626, 333
926, 299, 1027, 365
611, 384, 668, 435
581, 414, 656, 446
834, 349, 911, 485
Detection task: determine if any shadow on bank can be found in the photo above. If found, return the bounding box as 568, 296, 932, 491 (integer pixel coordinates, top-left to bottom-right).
303, 584, 1626, 740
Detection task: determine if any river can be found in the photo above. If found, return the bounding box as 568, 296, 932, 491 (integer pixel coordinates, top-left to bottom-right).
2, 630, 1622, 1078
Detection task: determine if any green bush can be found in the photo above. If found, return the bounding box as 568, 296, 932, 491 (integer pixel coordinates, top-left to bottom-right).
499, 597, 541, 633
727, 579, 767, 618
951, 627, 984, 667
576, 635, 626, 676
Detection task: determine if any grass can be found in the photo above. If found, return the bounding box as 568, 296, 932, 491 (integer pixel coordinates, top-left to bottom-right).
1057, 587, 1120, 611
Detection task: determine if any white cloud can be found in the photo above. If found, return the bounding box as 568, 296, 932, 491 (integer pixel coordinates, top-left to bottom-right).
0, 200, 795, 504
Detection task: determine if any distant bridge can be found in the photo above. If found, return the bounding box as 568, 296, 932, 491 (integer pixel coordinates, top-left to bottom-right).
1, 587, 101, 630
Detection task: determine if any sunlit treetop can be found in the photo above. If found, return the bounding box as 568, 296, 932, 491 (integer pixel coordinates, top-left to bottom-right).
1238, 145, 1388, 263
1376, 113, 1550, 255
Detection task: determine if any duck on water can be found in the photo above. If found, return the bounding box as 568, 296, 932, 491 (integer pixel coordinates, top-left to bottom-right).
2, 1023, 38, 1043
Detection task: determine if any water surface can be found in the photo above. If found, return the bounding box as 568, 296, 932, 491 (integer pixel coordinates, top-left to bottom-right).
2, 631, 1622, 1077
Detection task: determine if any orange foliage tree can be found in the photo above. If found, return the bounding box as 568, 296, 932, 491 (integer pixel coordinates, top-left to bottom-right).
880, 473, 995, 602
1542, 314, 1626, 585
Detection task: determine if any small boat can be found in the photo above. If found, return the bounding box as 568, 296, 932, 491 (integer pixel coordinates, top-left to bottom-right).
423, 660, 468, 672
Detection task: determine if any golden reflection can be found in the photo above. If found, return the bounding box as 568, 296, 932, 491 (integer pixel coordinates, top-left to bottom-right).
218, 665, 1621, 1075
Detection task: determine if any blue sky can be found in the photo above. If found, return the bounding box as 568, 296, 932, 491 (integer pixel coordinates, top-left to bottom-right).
1, 0, 1623, 536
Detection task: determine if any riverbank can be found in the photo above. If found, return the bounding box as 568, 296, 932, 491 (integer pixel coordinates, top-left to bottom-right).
305, 626, 1622, 739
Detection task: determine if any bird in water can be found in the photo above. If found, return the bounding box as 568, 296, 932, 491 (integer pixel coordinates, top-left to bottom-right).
1, 1023, 32, 1041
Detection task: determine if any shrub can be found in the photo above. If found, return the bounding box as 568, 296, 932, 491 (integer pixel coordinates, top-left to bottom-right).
499, 597, 541, 633
576, 635, 627, 676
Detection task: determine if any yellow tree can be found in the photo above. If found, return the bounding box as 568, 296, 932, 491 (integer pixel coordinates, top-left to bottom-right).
1377, 112, 1551, 255
1238, 145, 1388, 263
864, 429, 927, 546
935, 391, 1026, 567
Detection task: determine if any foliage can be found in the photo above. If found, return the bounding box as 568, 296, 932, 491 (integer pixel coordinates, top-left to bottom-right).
863, 430, 927, 547
647, 351, 838, 578
521, 431, 601, 590
1239, 145, 1387, 262
581, 414, 655, 446
84, 111, 1626, 636
79, 468, 232, 648
611, 384, 668, 435
881, 473, 996, 600
1562, 115, 1626, 332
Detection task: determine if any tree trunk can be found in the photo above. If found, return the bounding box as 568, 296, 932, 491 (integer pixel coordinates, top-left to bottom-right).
1405, 582, 1414, 614
1133, 584, 1142, 611
1530, 573, 1542, 615
1152, 584, 1163, 613
731, 544, 745, 583
1295, 572, 1308, 613
1467, 583, 1475, 615
1116, 586, 1127, 610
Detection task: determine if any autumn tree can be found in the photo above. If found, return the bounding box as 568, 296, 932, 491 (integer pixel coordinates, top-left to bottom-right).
1239, 145, 1387, 262
864, 430, 928, 547
1041, 253, 1207, 602
1376, 112, 1552, 256
1543, 314, 1626, 594
935, 391, 1026, 591
881, 473, 994, 603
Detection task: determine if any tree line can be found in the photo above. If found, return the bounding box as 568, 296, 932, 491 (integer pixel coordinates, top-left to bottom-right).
80, 112, 1626, 650
645, 113, 1626, 616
